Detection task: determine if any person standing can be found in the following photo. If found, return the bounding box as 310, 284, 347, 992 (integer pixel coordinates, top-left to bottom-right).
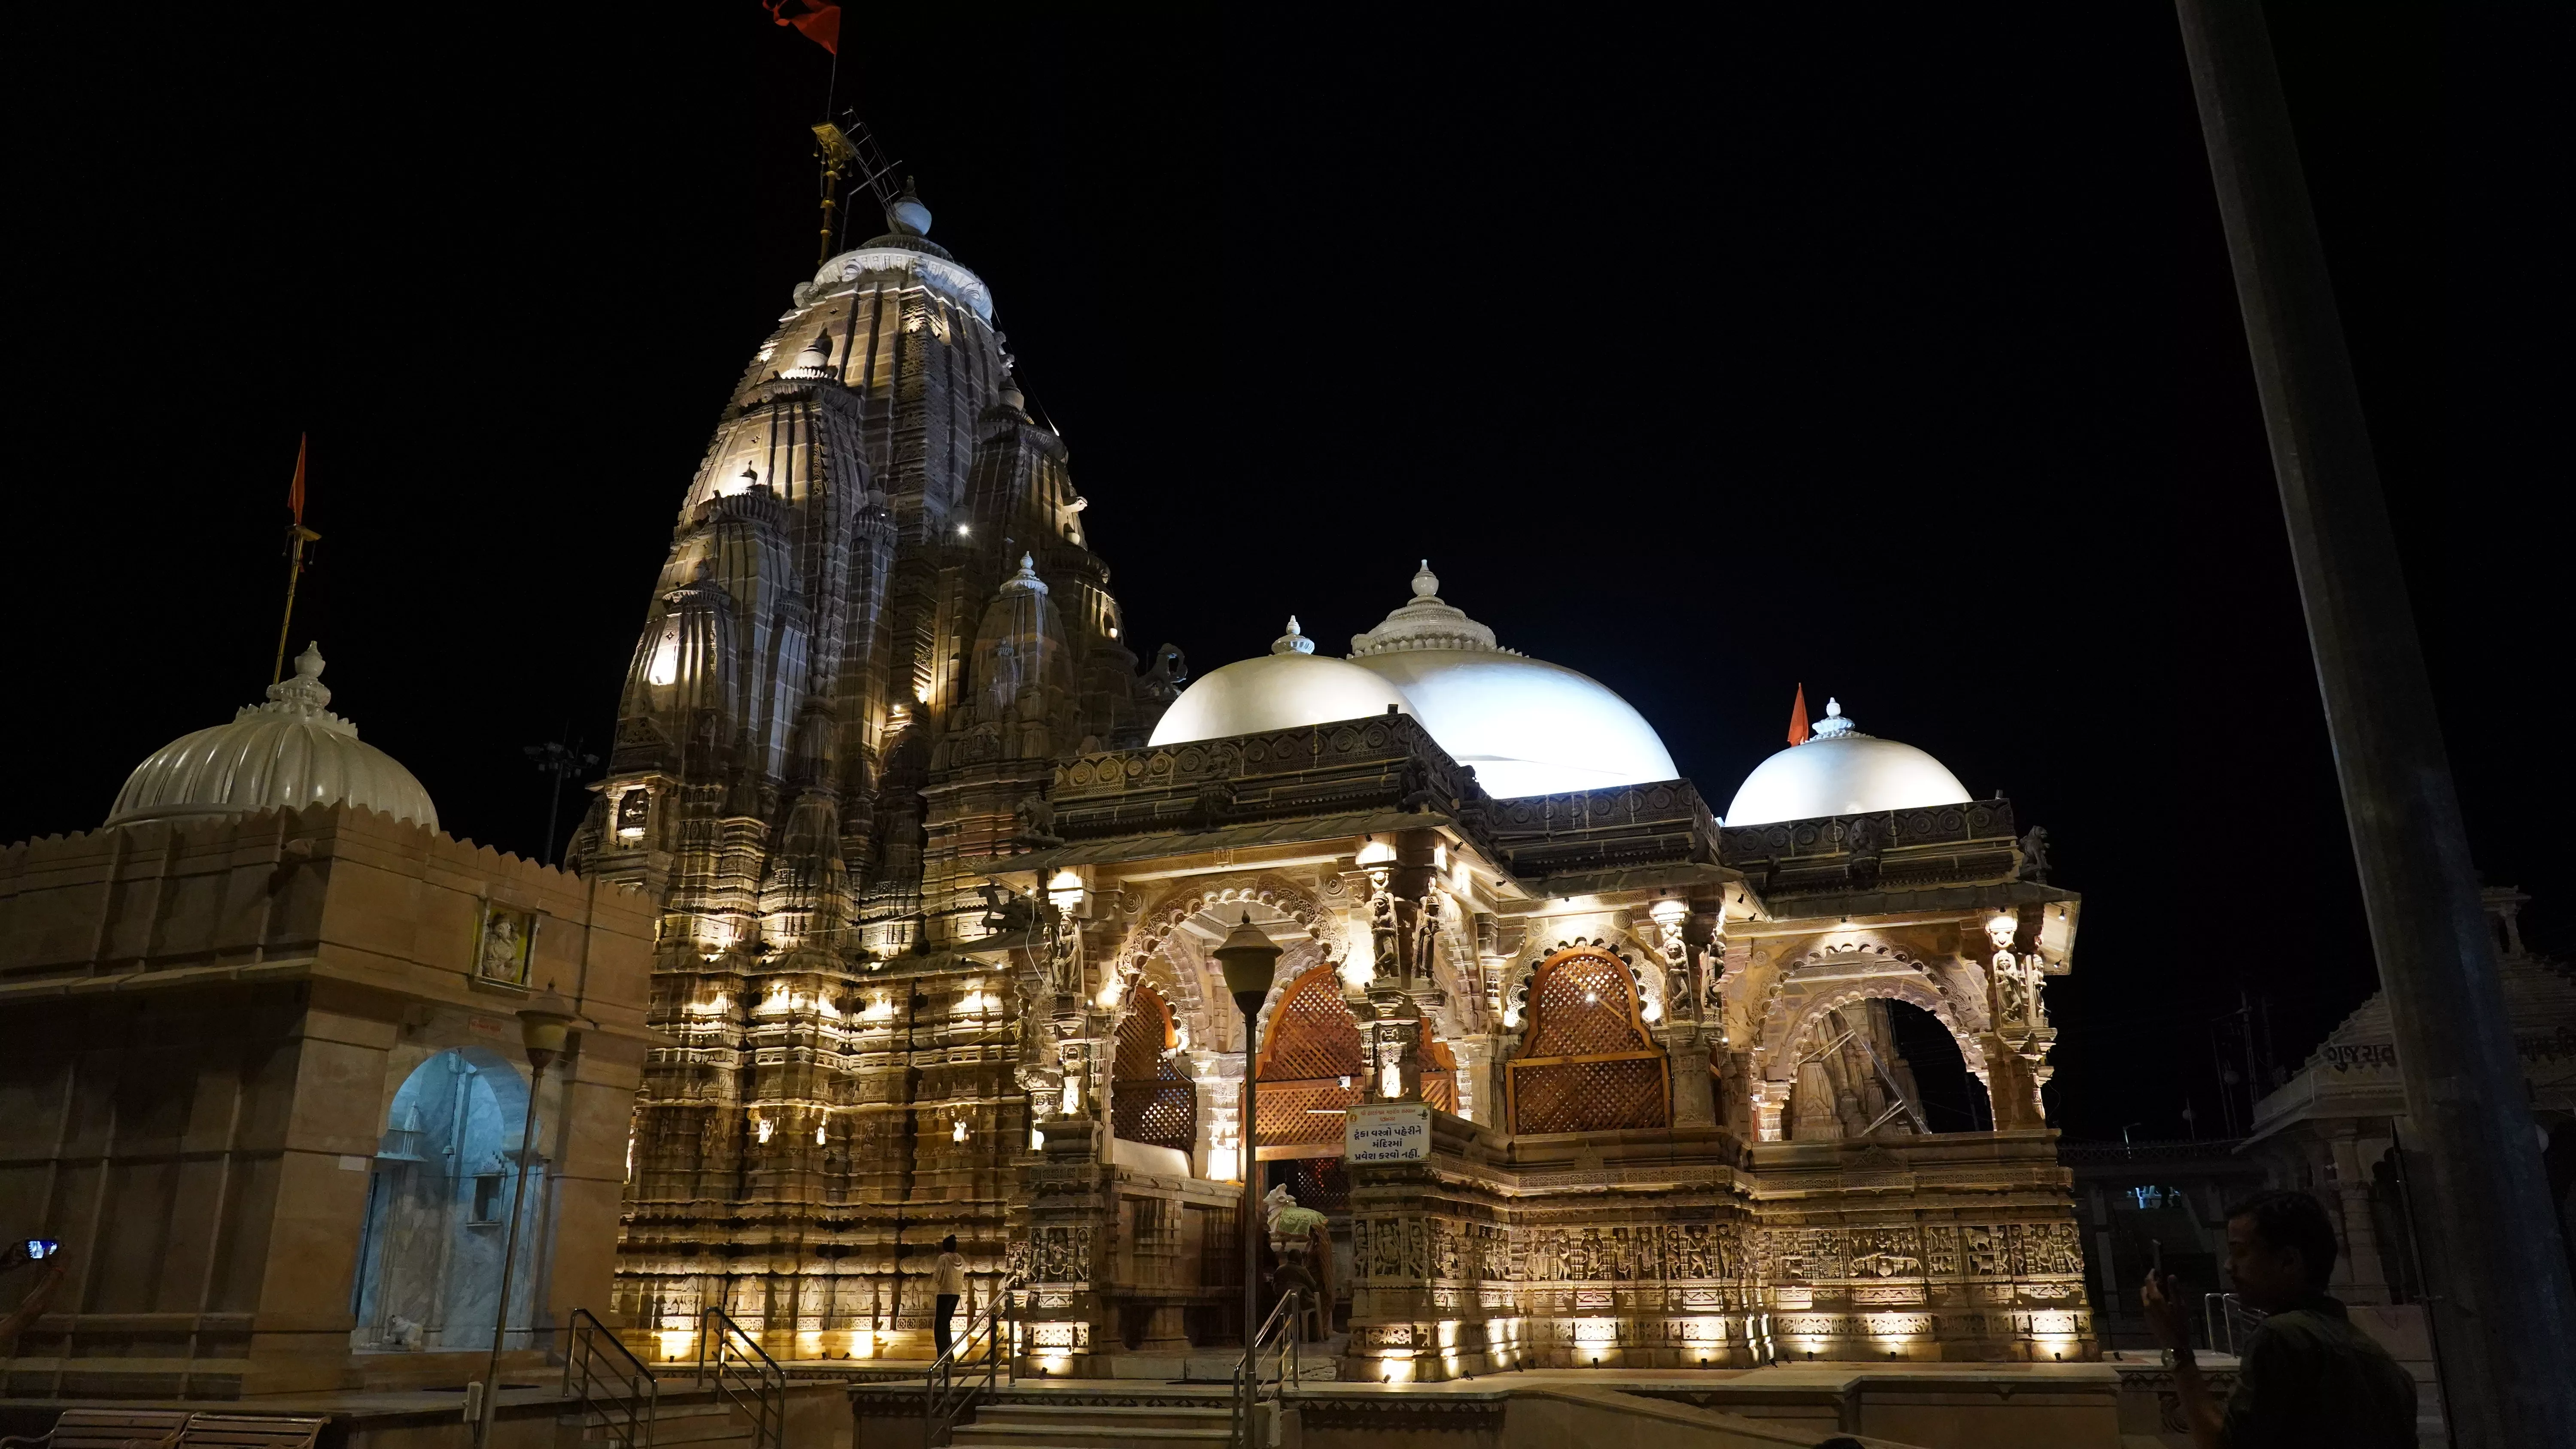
2141, 1189, 2418, 1448
932, 1234, 967, 1362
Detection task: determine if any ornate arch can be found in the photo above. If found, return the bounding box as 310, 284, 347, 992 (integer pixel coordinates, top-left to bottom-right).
1747, 940, 1986, 1070
1113, 874, 1339, 1046
1506, 946, 1670, 1135
1503, 935, 1657, 1029
1253, 963, 1455, 1147
1766, 976, 1991, 1087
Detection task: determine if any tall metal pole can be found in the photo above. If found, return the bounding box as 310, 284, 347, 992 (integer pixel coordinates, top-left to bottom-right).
478, 992, 579, 1449
2174, 3, 2576, 1441
1213, 915, 1282, 1442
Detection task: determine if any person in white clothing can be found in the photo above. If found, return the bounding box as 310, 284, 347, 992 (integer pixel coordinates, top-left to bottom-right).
932, 1235, 966, 1361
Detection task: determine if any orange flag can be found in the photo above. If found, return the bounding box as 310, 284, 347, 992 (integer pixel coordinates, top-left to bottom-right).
1787, 684, 1810, 746
764, 0, 839, 53
288, 433, 307, 527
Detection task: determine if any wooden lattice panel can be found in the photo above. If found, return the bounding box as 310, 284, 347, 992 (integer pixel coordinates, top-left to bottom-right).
1257, 965, 1367, 1081
1255, 1077, 1361, 1146
1522, 949, 1654, 1058
1254, 964, 1456, 1143
1510, 947, 1669, 1134
1112, 985, 1196, 1154
1510, 1053, 1668, 1134
1280, 1155, 1352, 1213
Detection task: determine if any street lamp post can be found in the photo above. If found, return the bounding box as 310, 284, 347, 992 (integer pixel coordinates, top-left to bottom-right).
475, 988, 580, 1449
1212, 915, 1281, 1429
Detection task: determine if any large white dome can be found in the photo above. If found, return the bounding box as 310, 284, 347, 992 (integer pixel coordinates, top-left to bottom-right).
1148, 619, 1413, 748
106, 643, 439, 831
1351, 650, 1674, 799
1345, 563, 1675, 799
1722, 698, 1969, 826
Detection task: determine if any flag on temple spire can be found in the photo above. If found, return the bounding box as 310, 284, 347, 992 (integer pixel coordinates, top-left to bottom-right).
764, 0, 840, 53
1787, 684, 1810, 745
287, 433, 307, 526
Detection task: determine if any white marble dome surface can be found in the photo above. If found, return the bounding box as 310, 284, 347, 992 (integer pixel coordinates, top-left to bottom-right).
106, 643, 439, 831
1150, 568, 1679, 800
1148, 618, 1413, 748
1722, 698, 1969, 826
1350, 650, 1674, 800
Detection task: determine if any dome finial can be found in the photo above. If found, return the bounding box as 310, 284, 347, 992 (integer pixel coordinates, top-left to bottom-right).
1411, 560, 1439, 600
1272, 616, 1315, 656
885, 177, 933, 238
266, 642, 333, 712
1812, 697, 1856, 739
793, 329, 833, 372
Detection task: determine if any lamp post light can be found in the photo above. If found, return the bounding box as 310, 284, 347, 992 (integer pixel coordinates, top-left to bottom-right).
475, 988, 579, 1449
1212, 914, 1281, 1405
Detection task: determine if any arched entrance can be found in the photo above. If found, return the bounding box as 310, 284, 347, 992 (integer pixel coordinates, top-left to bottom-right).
1783, 998, 1990, 1138
1255, 962, 1455, 1207
349, 1047, 549, 1352
1507, 946, 1670, 1134
1112, 984, 1197, 1157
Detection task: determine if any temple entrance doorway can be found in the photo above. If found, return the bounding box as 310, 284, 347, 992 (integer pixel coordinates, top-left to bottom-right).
348, 1047, 550, 1352
1783, 997, 1989, 1138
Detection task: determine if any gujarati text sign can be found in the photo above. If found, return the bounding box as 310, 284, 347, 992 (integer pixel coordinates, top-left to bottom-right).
1344, 1102, 1431, 1164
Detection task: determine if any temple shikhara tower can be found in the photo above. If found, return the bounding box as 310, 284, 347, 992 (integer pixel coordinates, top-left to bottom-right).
569, 183, 2096, 1380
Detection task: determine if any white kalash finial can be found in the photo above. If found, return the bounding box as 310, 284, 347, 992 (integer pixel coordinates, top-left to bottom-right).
1811, 697, 1857, 739
1272, 616, 1315, 655
1411, 560, 1440, 599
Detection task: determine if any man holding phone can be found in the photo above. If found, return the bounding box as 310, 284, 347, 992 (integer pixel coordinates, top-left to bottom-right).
1, 1238, 68, 1359
2140, 1190, 2416, 1448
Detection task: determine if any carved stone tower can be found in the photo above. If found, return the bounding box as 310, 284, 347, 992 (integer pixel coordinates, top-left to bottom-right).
567, 187, 1179, 1352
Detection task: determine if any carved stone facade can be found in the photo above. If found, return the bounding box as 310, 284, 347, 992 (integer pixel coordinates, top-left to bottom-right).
568, 192, 2094, 1373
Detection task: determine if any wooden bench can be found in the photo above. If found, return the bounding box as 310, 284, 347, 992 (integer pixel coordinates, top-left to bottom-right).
0, 1410, 191, 1449
0, 1412, 327, 1449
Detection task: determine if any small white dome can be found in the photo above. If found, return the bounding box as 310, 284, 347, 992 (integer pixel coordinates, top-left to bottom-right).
1722, 698, 1969, 825
106, 643, 438, 831
1352, 651, 1674, 799
1148, 620, 1413, 747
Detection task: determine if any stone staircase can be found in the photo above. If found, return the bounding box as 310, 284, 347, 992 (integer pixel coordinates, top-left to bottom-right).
947, 1400, 1232, 1449
564, 1397, 760, 1449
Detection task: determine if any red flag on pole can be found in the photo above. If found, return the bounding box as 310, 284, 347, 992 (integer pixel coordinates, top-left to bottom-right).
288, 433, 307, 527
1787, 684, 1810, 746
764, 0, 840, 53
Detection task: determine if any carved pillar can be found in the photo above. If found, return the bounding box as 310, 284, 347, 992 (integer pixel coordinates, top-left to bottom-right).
2328, 1128, 2391, 1303
1662, 1024, 1716, 1126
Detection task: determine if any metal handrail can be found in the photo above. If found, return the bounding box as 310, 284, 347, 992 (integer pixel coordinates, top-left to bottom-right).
697, 1307, 786, 1449
563, 1308, 658, 1449
925, 1276, 1022, 1449
2201, 1291, 2268, 1356
1230, 1289, 1303, 1449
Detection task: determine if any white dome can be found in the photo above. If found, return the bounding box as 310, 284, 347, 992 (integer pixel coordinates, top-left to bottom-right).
1351, 650, 1675, 799
1722, 698, 1969, 826
1148, 618, 1414, 747
106, 643, 439, 831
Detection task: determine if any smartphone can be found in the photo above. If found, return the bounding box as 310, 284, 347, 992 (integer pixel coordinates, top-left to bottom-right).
24, 1239, 58, 1260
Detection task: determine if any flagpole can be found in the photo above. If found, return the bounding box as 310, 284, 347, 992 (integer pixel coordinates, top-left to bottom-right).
271, 435, 320, 685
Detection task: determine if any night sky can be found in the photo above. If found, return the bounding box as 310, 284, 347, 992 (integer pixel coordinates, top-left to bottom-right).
12, 6, 2560, 1142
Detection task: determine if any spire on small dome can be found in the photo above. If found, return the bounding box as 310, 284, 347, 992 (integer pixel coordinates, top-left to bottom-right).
794, 329, 834, 371
1811, 697, 1858, 740
997, 370, 1027, 413
1350, 561, 1502, 656
266, 642, 333, 713
738, 463, 762, 494
885, 177, 933, 238
999, 552, 1047, 594
1272, 616, 1315, 655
